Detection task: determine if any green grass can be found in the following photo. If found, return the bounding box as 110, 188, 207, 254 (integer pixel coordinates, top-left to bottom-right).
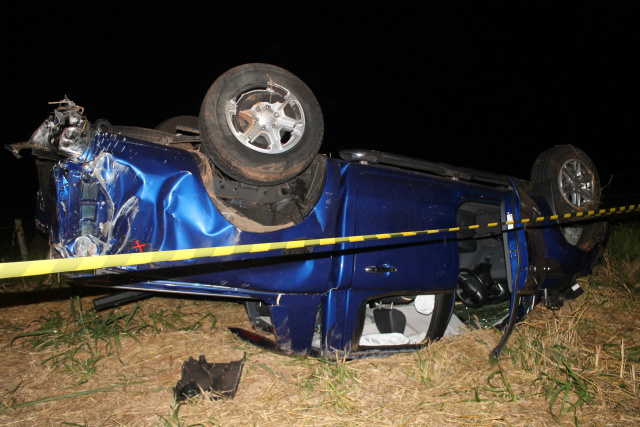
300, 355, 361, 413
11, 297, 150, 383
493, 220, 640, 424
539, 359, 594, 419
147, 306, 217, 332
11, 296, 217, 384
606, 221, 640, 262
2, 220, 638, 425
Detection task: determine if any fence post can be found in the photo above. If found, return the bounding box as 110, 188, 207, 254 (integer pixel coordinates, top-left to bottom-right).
15, 219, 28, 261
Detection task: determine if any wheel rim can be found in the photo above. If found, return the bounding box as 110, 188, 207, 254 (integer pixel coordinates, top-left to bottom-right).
557, 159, 595, 209
225, 81, 305, 154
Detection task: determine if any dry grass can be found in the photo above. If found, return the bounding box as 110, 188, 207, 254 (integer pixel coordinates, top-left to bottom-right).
0, 226, 639, 426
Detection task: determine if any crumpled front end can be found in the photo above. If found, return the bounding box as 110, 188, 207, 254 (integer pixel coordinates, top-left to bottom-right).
45, 136, 240, 261
8, 102, 340, 302
8, 100, 94, 244
9, 101, 240, 262
8, 99, 92, 160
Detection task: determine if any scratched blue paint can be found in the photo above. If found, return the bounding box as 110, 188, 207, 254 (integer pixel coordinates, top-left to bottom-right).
33, 131, 607, 358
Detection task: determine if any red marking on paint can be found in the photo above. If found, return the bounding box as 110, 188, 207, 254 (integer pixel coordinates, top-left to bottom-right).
131, 240, 147, 252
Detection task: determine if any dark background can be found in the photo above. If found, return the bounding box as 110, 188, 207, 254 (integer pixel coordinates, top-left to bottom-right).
2, 3, 638, 225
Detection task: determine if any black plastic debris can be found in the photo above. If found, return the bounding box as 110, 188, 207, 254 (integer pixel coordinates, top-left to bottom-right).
174, 353, 246, 402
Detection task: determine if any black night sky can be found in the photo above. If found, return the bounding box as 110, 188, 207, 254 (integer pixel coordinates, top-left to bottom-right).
2, 3, 639, 224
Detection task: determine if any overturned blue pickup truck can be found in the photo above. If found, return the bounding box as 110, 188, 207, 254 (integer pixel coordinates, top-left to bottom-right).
9, 64, 608, 358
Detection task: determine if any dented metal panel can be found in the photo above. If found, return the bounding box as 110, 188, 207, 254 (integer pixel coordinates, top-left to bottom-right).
8, 98, 608, 359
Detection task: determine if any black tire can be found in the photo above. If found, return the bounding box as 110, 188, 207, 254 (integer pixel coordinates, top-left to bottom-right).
199, 63, 324, 185
531, 145, 602, 247
155, 115, 199, 134
531, 145, 601, 215
93, 119, 115, 133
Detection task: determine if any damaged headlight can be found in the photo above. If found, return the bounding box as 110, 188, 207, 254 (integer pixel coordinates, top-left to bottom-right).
30, 98, 91, 158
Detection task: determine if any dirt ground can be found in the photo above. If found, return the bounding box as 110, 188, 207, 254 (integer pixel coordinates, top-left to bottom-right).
0, 257, 639, 426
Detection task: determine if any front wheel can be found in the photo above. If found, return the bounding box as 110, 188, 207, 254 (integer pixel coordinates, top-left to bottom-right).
199, 63, 324, 185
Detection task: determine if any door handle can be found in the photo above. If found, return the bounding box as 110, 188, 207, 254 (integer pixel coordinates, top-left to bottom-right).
365, 265, 397, 274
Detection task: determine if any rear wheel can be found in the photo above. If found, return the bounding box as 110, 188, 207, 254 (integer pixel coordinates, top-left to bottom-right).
531, 145, 602, 246
531, 145, 600, 215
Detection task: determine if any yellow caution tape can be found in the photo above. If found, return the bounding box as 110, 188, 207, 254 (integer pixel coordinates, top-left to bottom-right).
0, 205, 636, 279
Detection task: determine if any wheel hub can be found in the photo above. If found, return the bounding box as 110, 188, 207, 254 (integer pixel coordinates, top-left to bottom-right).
225, 82, 305, 154
254, 103, 278, 127
558, 159, 594, 209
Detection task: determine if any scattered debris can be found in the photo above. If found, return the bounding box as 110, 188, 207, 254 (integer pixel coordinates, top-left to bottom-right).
174, 353, 246, 402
